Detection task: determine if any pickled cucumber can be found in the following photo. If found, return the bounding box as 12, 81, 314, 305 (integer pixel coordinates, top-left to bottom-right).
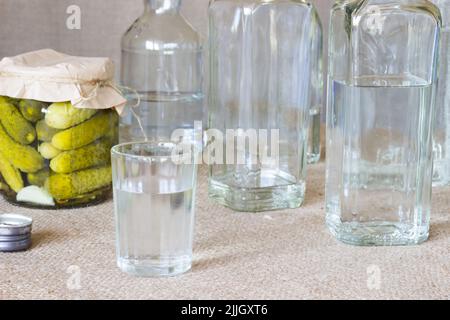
0, 96, 36, 144
0, 151, 24, 193
38, 142, 62, 159
46, 166, 112, 200
27, 169, 50, 187
19, 99, 46, 123
36, 119, 61, 142
52, 112, 117, 151
107, 112, 119, 137
45, 102, 98, 129
0, 124, 44, 173
50, 138, 112, 174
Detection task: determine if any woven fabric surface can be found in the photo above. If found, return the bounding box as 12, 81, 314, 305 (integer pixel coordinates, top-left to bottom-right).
0, 163, 449, 300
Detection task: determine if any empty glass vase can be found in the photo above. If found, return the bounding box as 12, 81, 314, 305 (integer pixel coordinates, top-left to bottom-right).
208, 0, 323, 212
326, 0, 440, 245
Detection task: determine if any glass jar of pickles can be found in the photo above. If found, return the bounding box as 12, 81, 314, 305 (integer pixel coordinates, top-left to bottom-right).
0, 50, 126, 209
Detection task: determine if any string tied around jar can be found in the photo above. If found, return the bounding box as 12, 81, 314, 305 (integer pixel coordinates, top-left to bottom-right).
72, 78, 148, 142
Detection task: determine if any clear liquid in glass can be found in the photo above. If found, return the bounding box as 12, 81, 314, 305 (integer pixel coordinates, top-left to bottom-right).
114, 182, 194, 277
112, 142, 197, 277
119, 89, 203, 143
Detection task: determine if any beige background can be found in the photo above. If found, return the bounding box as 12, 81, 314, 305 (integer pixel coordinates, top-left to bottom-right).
0, 0, 334, 79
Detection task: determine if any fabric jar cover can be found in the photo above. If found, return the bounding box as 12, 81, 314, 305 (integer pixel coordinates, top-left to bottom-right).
0, 49, 126, 113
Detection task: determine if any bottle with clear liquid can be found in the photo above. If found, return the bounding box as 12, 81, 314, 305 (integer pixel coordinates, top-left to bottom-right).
208, 0, 323, 212
431, 0, 450, 186
120, 0, 203, 143
326, 0, 440, 245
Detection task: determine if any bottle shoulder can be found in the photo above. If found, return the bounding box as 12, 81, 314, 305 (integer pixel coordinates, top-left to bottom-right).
122, 13, 201, 51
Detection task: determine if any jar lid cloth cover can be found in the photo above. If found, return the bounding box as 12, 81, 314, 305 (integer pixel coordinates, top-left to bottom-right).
0, 49, 126, 113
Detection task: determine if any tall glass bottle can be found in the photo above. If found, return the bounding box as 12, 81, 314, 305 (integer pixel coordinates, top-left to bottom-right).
208, 0, 322, 212
120, 0, 203, 143
431, 0, 450, 186
326, 0, 440, 245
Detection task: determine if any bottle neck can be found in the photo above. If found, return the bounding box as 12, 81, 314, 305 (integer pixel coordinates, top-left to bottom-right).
145, 0, 181, 14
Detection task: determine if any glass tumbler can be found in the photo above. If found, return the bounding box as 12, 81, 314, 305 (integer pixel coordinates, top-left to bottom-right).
112, 141, 198, 277
326, 0, 440, 246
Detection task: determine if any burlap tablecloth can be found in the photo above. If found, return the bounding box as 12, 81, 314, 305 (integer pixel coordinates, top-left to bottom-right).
0, 163, 449, 300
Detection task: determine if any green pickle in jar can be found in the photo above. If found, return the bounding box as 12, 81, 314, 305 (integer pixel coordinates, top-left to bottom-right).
0, 97, 118, 208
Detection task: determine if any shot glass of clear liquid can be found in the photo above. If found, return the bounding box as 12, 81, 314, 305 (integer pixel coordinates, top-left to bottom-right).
111, 141, 198, 277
